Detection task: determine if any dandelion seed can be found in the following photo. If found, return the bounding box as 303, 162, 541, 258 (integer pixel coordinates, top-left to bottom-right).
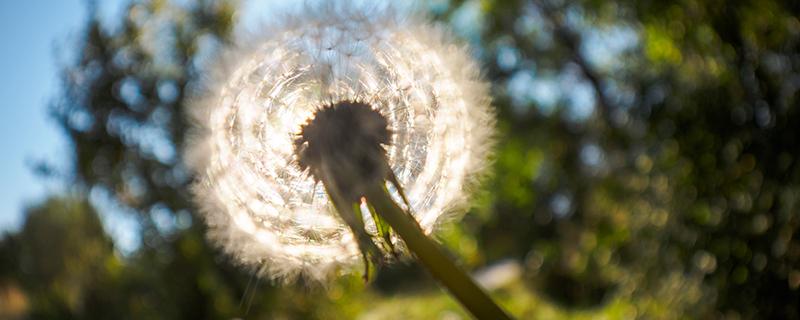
185, 2, 494, 282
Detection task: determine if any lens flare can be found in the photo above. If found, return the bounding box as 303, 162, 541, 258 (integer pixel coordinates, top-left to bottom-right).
185, 3, 494, 281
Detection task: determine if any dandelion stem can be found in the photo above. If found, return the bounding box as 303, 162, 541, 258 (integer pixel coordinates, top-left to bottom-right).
364, 185, 513, 320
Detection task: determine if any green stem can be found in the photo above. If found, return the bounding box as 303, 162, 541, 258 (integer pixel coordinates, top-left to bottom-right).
364, 185, 513, 320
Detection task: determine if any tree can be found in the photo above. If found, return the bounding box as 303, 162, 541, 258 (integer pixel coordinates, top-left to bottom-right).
0, 196, 119, 319
455, 0, 800, 317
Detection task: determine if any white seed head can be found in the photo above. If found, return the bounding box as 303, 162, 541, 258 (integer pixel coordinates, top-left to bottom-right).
185, 2, 494, 282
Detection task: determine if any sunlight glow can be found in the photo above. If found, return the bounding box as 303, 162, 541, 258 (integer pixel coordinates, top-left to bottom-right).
185, 3, 494, 281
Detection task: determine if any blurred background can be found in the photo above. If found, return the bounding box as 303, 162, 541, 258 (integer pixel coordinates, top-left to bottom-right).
1, 0, 799, 318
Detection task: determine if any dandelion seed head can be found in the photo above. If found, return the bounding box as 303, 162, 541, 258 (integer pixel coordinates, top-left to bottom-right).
295, 100, 392, 202
185, 2, 494, 282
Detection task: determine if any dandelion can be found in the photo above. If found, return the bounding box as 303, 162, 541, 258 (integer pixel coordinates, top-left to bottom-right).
185, 2, 508, 318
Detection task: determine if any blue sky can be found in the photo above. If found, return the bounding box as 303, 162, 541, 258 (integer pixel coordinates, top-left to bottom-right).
0, 0, 286, 240
0, 1, 126, 231
0, 0, 274, 233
